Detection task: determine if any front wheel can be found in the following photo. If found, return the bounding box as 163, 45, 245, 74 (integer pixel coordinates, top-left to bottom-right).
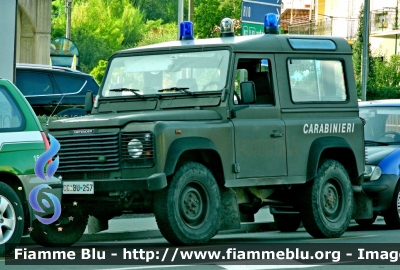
30, 206, 88, 247
384, 183, 400, 229
300, 159, 353, 238
0, 183, 24, 256
154, 162, 221, 245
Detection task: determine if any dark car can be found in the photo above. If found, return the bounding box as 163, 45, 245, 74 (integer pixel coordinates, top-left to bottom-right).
358, 100, 400, 228
15, 63, 99, 117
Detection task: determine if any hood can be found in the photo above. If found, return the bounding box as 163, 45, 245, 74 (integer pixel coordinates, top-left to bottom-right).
48, 109, 222, 130
365, 145, 399, 165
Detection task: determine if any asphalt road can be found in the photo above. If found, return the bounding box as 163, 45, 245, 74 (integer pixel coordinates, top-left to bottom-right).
2, 218, 400, 270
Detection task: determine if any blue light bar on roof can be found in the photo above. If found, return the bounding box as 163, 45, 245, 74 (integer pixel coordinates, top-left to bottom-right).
264, 13, 279, 34
180, 21, 194, 40
288, 39, 337, 51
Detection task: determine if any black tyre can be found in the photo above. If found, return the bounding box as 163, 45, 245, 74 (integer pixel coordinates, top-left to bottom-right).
30, 206, 88, 247
355, 214, 377, 227
154, 162, 221, 245
384, 183, 400, 229
0, 182, 24, 257
300, 159, 353, 238
273, 214, 301, 232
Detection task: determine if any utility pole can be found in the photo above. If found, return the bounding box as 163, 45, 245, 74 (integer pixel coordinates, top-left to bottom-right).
361, 0, 370, 101
188, 0, 194, 22
178, 0, 184, 39
66, 0, 72, 39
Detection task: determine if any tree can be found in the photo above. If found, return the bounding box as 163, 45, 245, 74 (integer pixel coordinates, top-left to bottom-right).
194, 0, 241, 38
137, 20, 177, 47
132, 0, 181, 24
51, 0, 145, 73
352, 4, 376, 98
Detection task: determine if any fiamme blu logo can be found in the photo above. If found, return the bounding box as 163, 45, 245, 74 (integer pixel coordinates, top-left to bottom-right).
29, 134, 62, 225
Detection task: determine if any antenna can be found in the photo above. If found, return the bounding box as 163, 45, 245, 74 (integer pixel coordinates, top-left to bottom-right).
46, 94, 66, 126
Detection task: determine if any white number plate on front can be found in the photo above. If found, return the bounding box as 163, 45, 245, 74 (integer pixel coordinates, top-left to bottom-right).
63, 181, 94, 194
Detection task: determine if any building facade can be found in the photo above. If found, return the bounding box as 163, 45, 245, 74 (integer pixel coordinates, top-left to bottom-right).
16, 0, 52, 65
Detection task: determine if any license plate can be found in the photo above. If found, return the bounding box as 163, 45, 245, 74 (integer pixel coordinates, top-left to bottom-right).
63, 182, 94, 194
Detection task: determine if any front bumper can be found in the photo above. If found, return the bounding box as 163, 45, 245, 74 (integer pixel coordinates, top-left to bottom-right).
362, 174, 398, 212
62, 173, 167, 193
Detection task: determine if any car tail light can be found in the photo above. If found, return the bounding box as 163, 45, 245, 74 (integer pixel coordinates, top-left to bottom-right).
40, 132, 52, 164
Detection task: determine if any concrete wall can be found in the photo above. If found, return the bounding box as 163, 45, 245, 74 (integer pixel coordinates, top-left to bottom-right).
16, 0, 52, 65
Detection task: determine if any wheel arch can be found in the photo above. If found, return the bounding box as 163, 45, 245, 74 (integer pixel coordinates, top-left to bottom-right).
306, 136, 361, 185
0, 172, 32, 230
164, 137, 225, 186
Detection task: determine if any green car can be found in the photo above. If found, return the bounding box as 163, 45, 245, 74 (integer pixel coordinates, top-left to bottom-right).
0, 78, 62, 256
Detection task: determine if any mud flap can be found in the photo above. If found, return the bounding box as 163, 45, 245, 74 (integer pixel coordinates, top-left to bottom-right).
87, 215, 109, 234
219, 187, 241, 231
352, 190, 373, 219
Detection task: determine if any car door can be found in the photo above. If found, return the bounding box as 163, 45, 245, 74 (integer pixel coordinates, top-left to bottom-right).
15, 70, 56, 115
231, 54, 287, 178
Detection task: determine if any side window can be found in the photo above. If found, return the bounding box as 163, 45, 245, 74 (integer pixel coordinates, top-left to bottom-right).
16, 72, 53, 96
386, 114, 400, 133
234, 58, 275, 105
0, 86, 24, 131
53, 75, 86, 94
288, 59, 347, 102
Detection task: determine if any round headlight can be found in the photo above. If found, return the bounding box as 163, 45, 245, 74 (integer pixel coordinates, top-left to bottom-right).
364, 165, 382, 181
127, 139, 143, 158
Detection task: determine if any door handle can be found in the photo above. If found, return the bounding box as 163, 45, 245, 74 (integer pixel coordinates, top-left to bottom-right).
271, 131, 284, 138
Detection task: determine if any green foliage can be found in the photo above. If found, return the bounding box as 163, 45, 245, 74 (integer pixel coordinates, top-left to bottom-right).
51, 0, 145, 73
352, 4, 376, 98
194, 0, 241, 38
133, 0, 180, 24
137, 20, 177, 47
90, 60, 108, 84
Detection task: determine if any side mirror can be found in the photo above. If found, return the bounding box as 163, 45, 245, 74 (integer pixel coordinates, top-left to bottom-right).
240, 81, 256, 104
84, 90, 93, 114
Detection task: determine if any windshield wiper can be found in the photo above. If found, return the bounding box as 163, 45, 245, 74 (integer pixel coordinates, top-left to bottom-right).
157, 87, 194, 95
109, 88, 144, 99
365, 140, 389, 146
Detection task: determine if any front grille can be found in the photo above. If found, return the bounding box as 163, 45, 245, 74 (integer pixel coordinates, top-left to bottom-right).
121, 132, 154, 167
87, 172, 110, 179
62, 173, 84, 180
55, 133, 120, 172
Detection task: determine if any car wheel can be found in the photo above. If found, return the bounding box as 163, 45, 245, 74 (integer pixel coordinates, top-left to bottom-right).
0, 182, 24, 256
30, 206, 88, 247
273, 214, 301, 232
154, 162, 221, 245
384, 183, 400, 229
355, 214, 377, 227
300, 159, 353, 238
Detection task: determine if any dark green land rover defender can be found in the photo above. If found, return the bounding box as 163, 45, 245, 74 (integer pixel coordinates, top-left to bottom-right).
47, 19, 371, 246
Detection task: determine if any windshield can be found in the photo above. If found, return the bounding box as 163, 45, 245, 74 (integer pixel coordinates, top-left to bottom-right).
102, 50, 230, 97
360, 106, 400, 143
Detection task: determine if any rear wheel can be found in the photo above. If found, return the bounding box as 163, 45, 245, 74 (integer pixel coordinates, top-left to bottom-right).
273, 214, 301, 232
384, 183, 400, 229
300, 159, 353, 238
154, 162, 221, 245
0, 182, 24, 256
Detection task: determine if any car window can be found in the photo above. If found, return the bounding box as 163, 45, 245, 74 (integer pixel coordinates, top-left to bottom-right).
288, 59, 347, 103
53, 75, 86, 94
0, 86, 24, 131
360, 107, 400, 143
16, 72, 53, 96
234, 58, 275, 105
